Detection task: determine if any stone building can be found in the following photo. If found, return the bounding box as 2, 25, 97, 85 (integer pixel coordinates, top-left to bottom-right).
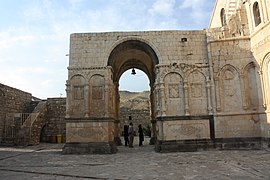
64, 0, 270, 154
0, 83, 66, 145
0, 82, 146, 146
0, 83, 34, 143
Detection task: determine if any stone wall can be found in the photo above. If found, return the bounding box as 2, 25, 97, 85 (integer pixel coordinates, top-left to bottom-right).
250, 10, 270, 142
68, 30, 208, 68
67, 27, 267, 152
119, 108, 150, 136
209, 0, 270, 146
42, 98, 66, 143
0, 83, 67, 144
0, 83, 33, 142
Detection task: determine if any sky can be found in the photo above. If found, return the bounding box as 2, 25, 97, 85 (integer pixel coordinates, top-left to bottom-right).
0, 0, 216, 99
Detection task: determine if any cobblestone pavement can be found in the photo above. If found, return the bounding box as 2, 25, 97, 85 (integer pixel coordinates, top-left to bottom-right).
0, 137, 270, 180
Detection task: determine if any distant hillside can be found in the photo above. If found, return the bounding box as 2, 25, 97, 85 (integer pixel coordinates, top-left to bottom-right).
119, 91, 150, 110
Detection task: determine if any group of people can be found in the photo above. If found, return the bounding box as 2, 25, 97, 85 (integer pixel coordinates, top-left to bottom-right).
123, 123, 144, 148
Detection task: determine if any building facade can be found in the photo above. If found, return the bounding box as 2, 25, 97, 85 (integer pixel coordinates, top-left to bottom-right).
64, 0, 270, 153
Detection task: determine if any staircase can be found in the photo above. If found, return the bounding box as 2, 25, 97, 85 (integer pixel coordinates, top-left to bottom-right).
15, 100, 47, 146
14, 113, 40, 146
2, 100, 47, 146
28, 101, 47, 145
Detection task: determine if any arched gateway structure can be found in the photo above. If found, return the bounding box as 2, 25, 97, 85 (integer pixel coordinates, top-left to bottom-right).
63, 27, 267, 154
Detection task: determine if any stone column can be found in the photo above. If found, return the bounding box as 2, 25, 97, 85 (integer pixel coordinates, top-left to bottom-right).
150, 119, 157, 145
160, 83, 166, 116
240, 74, 248, 110
215, 77, 221, 112
184, 81, 190, 115
150, 90, 157, 145
65, 80, 71, 118
154, 84, 161, 116
259, 70, 267, 109
84, 84, 89, 117
104, 82, 109, 117
206, 79, 213, 115
114, 82, 121, 145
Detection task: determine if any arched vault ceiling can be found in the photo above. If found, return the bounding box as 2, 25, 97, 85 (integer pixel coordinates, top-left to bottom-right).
108, 40, 159, 84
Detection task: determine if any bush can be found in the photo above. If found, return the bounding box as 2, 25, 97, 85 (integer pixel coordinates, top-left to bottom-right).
143, 125, 151, 137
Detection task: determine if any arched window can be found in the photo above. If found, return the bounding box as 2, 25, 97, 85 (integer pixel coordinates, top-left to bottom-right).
220, 8, 226, 26
253, 2, 261, 27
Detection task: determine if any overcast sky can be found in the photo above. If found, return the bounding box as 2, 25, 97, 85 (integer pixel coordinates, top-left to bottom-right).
0, 0, 215, 99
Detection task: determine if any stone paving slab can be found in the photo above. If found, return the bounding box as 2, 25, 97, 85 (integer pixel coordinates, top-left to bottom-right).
0, 138, 270, 180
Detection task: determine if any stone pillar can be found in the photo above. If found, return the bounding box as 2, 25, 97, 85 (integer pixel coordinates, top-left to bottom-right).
184, 81, 190, 115
150, 119, 157, 145
206, 79, 213, 115
258, 70, 267, 109
215, 77, 221, 112
104, 80, 109, 117
114, 83, 122, 145
154, 84, 161, 116
65, 80, 71, 118
261, 70, 268, 108
84, 84, 89, 117
240, 74, 248, 110
160, 83, 166, 116
150, 90, 157, 145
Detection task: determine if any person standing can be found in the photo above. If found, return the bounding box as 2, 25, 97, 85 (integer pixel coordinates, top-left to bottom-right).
123, 125, 129, 146
138, 124, 144, 146
128, 122, 134, 148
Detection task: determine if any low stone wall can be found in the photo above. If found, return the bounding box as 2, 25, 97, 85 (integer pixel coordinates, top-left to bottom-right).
42, 98, 66, 143
119, 108, 150, 136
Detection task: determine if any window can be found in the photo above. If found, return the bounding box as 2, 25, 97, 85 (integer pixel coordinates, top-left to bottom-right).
220, 8, 226, 26
253, 2, 261, 27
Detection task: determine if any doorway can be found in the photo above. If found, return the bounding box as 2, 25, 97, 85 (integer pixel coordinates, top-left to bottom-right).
107, 39, 159, 145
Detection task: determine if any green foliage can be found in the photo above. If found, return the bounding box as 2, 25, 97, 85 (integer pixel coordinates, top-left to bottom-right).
143, 124, 151, 137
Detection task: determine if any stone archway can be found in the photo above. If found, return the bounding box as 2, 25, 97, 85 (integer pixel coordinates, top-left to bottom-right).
64, 30, 265, 154
63, 36, 160, 154
107, 39, 159, 145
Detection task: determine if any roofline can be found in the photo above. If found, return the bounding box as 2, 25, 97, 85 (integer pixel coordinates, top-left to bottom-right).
209, 0, 218, 28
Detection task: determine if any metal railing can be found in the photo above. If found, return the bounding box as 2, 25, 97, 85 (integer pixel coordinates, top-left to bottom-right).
2, 113, 39, 144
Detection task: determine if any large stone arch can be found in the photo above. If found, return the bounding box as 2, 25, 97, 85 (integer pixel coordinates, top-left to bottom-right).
261, 52, 270, 108
107, 39, 159, 84
107, 39, 160, 145
242, 62, 260, 110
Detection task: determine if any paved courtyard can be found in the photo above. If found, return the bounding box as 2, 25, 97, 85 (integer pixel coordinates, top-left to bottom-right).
0, 137, 270, 180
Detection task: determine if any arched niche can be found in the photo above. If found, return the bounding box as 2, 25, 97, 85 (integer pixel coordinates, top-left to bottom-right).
253, 2, 262, 27
242, 62, 259, 110
218, 65, 242, 112
89, 74, 106, 116
186, 70, 208, 115
164, 72, 184, 116
69, 74, 86, 118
